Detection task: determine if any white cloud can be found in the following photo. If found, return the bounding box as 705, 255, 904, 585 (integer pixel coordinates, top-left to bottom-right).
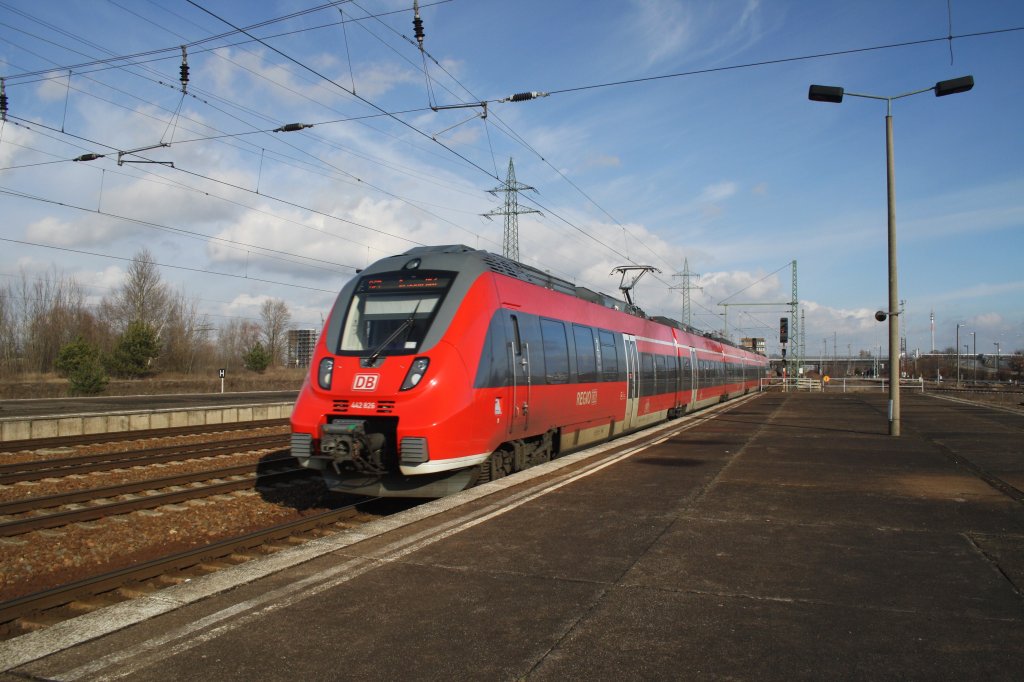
624, 0, 767, 68
698, 181, 738, 203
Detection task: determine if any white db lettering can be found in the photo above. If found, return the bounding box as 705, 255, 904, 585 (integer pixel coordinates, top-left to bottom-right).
352, 374, 379, 391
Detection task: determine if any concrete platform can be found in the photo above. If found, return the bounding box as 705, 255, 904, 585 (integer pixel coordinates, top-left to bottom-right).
0, 393, 296, 442
2, 392, 1022, 680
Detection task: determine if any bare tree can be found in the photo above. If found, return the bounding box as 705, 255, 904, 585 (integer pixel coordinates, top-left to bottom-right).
162, 289, 213, 374
260, 298, 291, 367
99, 248, 170, 335
0, 284, 18, 376
15, 267, 96, 373
216, 319, 262, 370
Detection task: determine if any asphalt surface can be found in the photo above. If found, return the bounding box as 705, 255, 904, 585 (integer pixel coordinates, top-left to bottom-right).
3, 391, 1022, 680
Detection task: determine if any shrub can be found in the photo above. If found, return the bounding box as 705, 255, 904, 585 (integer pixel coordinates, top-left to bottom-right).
243, 342, 271, 374
69, 357, 109, 395
107, 321, 160, 379
55, 337, 99, 378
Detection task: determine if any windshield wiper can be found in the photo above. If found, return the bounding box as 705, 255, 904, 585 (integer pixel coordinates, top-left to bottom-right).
367, 301, 422, 364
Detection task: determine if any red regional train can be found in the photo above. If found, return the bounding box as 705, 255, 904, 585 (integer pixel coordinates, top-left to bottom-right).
290, 245, 768, 497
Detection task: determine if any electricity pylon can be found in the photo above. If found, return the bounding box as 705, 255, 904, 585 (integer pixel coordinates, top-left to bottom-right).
482, 158, 540, 262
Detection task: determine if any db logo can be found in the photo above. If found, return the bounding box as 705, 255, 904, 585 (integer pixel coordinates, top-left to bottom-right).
352, 374, 380, 391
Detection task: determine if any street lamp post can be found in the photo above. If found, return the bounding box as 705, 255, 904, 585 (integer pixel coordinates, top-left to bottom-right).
956, 323, 963, 385
970, 331, 976, 382
809, 75, 973, 436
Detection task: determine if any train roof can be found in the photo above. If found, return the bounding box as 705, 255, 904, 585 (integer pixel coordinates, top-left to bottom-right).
392, 245, 761, 356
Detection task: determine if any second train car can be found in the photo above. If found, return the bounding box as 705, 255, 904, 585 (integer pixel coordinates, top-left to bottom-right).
290, 245, 768, 497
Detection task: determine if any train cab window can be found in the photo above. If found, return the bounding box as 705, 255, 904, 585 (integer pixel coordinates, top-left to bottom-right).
598, 330, 619, 382
573, 325, 598, 383
337, 270, 454, 356
540, 318, 569, 384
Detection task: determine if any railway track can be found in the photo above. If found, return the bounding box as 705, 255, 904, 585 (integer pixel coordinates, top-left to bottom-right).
0, 453, 307, 537
0, 501, 390, 637
0, 423, 396, 640
0, 433, 288, 484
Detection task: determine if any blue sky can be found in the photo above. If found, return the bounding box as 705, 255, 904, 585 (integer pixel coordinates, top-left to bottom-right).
1, 0, 1021, 360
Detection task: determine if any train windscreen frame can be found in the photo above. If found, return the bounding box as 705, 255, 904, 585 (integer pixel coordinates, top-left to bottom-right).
337, 270, 455, 356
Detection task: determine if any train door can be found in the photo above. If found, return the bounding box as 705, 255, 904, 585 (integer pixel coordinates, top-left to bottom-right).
623, 334, 640, 430
507, 313, 530, 434
689, 347, 698, 406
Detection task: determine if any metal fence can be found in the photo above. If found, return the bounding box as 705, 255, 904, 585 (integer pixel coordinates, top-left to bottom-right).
760, 377, 926, 393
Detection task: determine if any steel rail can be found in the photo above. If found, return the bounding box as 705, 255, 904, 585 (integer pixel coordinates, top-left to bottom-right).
0, 502, 371, 630
0, 453, 296, 515
0, 455, 307, 537
0, 434, 288, 484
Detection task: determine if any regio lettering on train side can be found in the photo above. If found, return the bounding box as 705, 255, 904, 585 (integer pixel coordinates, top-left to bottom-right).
576, 389, 598, 406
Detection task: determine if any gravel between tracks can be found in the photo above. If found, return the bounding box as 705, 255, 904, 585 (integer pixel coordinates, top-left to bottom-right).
0, 425, 336, 602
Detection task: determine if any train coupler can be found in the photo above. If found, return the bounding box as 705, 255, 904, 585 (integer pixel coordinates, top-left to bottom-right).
321, 420, 388, 475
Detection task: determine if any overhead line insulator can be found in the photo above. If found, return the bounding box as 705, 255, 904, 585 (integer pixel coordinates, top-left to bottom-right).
499, 91, 550, 103
179, 46, 189, 95
1, 78, 7, 121
73, 153, 105, 162
273, 123, 313, 133
413, 0, 425, 49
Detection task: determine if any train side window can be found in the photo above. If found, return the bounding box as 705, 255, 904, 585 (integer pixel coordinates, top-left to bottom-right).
598, 330, 619, 382
510, 314, 522, 356
655, 354, 666, 394
473, 312, 509, 388
510, 312, 545, 384
640, 352, 654, 397
540, 318, 569, 384
573, 325, 597, 383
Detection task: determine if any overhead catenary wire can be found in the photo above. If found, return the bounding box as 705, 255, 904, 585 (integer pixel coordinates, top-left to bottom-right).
0, 118, 431, 254
4, 1, 688, 319
0, 33, 507, 265
0, 235, 340, 295
181, 0, 499, 180
0, 182, 362, 275
0, 0, 456, 83
0, 4, 500, 241
10, 0, 507, 240
4, 5, 1020, 329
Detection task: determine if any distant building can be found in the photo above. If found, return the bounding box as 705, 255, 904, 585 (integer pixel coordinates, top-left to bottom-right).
740, 337, 766, 355
287, 329, 318, 368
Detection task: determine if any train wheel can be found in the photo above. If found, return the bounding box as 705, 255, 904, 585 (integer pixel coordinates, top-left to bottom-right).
476, 447, 515, 487
492, 447, 515, 480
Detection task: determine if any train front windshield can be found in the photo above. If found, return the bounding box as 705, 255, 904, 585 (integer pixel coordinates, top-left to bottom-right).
338, 271, 454, 356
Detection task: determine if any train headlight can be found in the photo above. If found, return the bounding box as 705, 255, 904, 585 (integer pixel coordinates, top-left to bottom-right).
318, 357, 334, 389
400, 357, 430, 391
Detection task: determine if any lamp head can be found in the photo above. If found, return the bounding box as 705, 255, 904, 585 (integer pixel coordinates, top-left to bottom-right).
935, 75, 974, 97
809, 85, 844, 103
